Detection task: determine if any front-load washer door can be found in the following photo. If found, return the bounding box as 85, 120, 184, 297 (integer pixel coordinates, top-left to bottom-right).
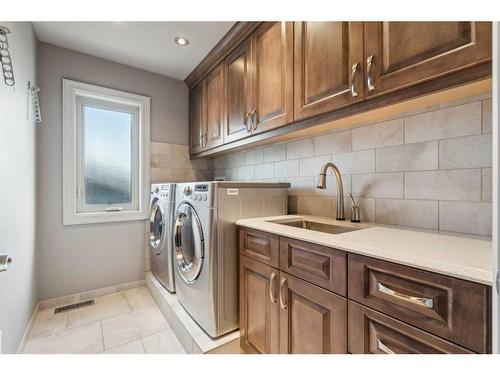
174, 202, 204, 284
149, 199, 166, 255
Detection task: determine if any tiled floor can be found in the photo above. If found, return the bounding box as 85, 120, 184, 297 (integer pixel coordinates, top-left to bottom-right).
23, 287, 186, 354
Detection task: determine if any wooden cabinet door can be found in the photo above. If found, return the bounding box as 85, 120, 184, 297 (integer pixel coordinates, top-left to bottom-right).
279, 273, 347, 353
223, 37, 253, 143
364, 22, 492, 98
348, 301, 473, 354
251, 22, 293, 134
294, 22, 364, 121
189, 82, 204, 154
240, 255, 280, 354
204, 65, 225, 150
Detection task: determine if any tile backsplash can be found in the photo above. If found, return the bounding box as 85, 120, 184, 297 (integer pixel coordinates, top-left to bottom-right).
150, 142, 212, 183
213, 93, 493, 237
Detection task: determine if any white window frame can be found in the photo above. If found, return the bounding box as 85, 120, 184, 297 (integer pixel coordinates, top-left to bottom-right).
63, 79, 150, 225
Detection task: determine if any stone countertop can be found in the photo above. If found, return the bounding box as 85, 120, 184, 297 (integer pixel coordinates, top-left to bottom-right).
236, 215, 492, 285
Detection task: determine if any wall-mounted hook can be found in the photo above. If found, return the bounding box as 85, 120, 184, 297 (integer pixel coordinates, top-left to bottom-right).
28, 81, 42, 124
0, 26, 15, 87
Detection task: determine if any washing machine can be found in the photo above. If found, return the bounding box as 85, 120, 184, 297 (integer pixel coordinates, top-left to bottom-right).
173, 181, 289, 337
149, 183, 176, 293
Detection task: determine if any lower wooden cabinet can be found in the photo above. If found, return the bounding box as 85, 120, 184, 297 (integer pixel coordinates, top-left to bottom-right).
239, 255, 280, 354
348, 301, 473, 354
279, 273, 347, 353
239, 254, 347, 354
239, 229, 490, 354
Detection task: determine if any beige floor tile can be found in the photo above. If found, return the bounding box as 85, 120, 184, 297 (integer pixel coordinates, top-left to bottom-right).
141, 329, 186, 354
124, 287, 155, 311
101, 305, 169, 350
67, 293, 130, 328
23, 321, 103, 354
102, 340, 145, 354
29, 308, 68, 339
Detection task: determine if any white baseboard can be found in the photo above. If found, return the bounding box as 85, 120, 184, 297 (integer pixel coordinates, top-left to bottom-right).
16, 302, 39, 354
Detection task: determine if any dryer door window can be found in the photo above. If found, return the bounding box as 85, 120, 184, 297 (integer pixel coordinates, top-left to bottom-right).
174, 203, 204, 284
149, 200, 165, 255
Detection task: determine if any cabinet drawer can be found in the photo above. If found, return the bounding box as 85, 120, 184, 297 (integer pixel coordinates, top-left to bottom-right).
239, 228, 279, 267
279, 237, 346, 296
348, 253, 490, 353
348, 301, 473, 354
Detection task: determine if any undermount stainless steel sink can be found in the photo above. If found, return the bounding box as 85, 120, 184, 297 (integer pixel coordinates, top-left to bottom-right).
270, 220, 360, 234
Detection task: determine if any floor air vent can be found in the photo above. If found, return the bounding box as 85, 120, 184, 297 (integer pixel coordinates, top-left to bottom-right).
54, 299, 95, 314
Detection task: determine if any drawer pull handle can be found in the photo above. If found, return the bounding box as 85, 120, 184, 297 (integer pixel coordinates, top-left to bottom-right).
279, 277, 288, 310
376, 281, 434, 309
377, 339, 395, 354
269, 272, 277, 304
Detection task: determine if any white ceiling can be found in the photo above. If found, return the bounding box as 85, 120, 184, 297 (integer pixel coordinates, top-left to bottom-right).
33, 22, 235, 80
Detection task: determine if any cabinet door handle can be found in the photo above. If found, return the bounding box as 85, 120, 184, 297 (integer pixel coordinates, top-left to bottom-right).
0, 254, 13, 272
251, 108, 257, 130
244, 112, 251, 132
350, 62, 360, 97
203, 132, 208, 147
377, 339, 395, 354
269, 272, 277, 304
376, 281, 434, 309
366, 54, 375, 92
279, 277, 288, 310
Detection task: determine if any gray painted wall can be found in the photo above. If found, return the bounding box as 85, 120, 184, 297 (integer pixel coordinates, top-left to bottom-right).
0, 22, 37, 353
36, 42, 189, 300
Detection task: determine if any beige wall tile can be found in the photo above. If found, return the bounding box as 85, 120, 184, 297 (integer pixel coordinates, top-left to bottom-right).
263, 144, 286, 163
286, 138, 314, 160
376, 199, 439, 230
274, 160, 299, 178
405, 169, 481, 202
438, 92, 490, 109
331, 150, 375, 174
214, 156, 225, 170
483, 98, 492, 134
254, 163, 275, 179
439, 134, 492, 169
439, 201, 492, 236
246, 148, 264, 165
482, 168, 492, 202
286, 177, 315, 195
150, 168, 172, 182
314, 130, 351, 156
299, 155, 331, 176
376, 141, 438, 172
225, 152, 247, 168
352, 119, 404, 151
150, 142, 172, 155
354, 197, 375, 222
352, 173, 403, 199
170, 144, 189, 156
405, 102, 482, 143
297, 195, 333, 217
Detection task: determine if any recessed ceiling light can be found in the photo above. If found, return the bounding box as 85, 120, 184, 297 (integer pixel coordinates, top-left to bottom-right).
174, 36, 189, 47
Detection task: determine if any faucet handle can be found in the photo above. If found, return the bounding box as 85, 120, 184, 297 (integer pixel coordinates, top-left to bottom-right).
348, 194, 361, 223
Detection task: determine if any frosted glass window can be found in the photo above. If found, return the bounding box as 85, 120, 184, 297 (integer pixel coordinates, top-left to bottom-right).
83, 106, 133, 205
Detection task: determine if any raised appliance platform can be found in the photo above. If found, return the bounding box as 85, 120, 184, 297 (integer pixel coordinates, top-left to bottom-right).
146, 272, 241, 354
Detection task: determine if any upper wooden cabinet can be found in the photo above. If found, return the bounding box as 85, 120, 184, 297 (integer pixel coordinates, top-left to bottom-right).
294, 22, 364, 121
189, 65, 225, 154
189, 82, 204, 154
188, 21, 492, 156
223, 37, 253, 143
223, 22, 293, 143
204, 65, 225, 149
251, 22, 294, 133
363, 22, 492, 97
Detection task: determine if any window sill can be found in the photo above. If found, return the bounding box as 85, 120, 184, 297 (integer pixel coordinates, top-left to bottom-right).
63, 210, 148, 226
